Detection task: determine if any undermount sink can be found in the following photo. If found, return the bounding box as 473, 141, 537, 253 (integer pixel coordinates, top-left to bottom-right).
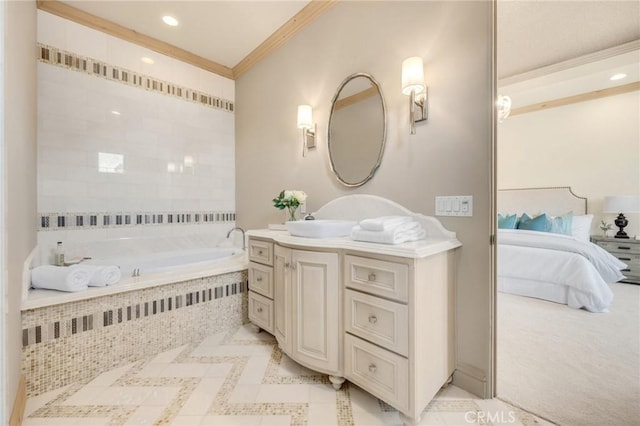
285, 220, 357, 238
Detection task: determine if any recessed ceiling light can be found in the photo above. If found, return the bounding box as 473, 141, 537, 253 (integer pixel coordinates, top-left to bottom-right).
111, 110, 121, 116
610, 73, 627, 81
162, 15, 179, 26
141, 57, 154, 64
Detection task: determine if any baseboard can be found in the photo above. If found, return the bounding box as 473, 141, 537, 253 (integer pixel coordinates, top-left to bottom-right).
452, 363, 488, 398
9, 375, 26, 426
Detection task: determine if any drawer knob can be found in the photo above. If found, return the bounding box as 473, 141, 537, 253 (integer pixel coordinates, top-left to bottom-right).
258, 250, 264, 255
368, 364, 377, 373
368, 315, 378, 324
256, 276, 263, 282
368, 273, 377, 282
257, 307, 263, 313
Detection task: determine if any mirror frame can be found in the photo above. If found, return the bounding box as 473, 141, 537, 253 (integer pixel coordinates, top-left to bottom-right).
327, 72, 387, 187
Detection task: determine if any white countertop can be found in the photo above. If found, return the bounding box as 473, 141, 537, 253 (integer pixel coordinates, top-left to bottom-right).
246, 229, 461, 259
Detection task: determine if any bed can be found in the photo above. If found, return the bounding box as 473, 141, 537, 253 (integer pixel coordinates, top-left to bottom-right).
497, 187, 627, 312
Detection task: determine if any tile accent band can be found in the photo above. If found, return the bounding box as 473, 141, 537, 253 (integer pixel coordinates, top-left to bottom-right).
37, 43, 234, 113
22, 278, 247, 347
38, 211, 236, 231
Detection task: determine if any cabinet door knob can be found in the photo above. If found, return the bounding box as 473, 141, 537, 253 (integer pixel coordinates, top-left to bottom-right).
368, 273, 376, 282
256, 276, 263, 282
257, 307, 263, 313
258, 250, 264, 255
368, 315, 378, 324
368, 364, 377, 373
284, 262, 290, 269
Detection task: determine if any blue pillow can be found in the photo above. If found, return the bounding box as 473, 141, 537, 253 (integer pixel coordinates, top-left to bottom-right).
549, 211, 574, 236
518, 213, 550, 232
498, 213, 518, 229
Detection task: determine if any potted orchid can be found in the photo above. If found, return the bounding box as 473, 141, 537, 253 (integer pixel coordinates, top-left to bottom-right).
273, 190, 307, 222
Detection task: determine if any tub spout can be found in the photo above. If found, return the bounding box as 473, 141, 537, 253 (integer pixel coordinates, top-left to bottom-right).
227, 227, 246, 250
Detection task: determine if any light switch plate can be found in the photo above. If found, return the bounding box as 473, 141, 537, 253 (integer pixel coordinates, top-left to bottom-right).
435, 196, 473, 217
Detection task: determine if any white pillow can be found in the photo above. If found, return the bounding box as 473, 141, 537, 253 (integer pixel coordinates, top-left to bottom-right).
572, 214, 593, 242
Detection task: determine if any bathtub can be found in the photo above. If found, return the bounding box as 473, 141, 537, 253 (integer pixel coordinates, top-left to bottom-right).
24, 246, 248, 310
85, 247, 242, 277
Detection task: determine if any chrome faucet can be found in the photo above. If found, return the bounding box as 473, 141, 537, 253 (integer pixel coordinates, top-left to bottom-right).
227, 227, 246, 250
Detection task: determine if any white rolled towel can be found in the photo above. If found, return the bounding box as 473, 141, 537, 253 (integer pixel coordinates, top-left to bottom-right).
31, 265, 90, 292
359, 216, 413, 232
351, 221, 426, 245
72, 265, 122, 287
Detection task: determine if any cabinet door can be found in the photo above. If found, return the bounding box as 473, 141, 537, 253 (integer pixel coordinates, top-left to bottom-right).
292, 250, 340, 374
274, 245, 292, 353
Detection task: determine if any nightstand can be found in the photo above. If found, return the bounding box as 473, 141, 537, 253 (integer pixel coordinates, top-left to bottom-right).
591, 236, 640, 284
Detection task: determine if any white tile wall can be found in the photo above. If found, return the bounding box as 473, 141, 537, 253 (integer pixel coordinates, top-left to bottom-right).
36, 11, 236, 255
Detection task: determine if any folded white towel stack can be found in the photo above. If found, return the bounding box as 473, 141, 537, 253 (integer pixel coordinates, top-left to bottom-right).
31, 265, 90, 292
351, 216, 426, 245
359, 216, 413, 232
72, 265, 122, 287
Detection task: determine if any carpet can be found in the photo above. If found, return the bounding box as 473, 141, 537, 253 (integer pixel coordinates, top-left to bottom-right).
497, 282, 640, 426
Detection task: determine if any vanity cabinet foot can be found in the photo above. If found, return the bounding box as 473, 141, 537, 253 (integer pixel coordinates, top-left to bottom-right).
399, 412, 422, 426
441, 374, 453, 389
248, 323, 261, 333
329, 375, 345, 390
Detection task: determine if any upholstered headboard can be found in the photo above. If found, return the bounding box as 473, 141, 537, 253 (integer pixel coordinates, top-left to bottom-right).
498, 187, 587, 216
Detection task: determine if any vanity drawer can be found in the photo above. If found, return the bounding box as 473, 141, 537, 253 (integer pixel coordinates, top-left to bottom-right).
248, 291, 273, 334
345, 289, 408, 356
248, 262, 273, 299
345, 333, 409, 412
248, 239, 274, 266
344, 255, 409, 303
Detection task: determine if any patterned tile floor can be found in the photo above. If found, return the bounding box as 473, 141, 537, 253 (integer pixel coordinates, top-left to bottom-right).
24, 325, 552, 426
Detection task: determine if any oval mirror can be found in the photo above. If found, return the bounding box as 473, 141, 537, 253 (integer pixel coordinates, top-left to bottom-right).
328, 73, 386, 187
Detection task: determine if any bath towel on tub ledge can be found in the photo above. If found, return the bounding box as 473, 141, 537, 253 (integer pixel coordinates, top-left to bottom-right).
31, 265, 90, 292
73, 265, 122, 286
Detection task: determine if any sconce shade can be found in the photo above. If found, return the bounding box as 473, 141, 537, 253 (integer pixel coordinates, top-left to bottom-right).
297, 105, 313, 130
603, 196, 640, 213
401, 57, 425, 95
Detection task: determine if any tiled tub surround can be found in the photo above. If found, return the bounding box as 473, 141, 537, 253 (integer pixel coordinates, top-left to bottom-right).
37, 59, 235, 214
22, 269, 249, 397
37, 41, 235, 252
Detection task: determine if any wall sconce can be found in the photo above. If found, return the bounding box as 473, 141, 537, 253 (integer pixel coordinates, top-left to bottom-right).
297, 104, 316, 157
401, 56, 427, 135
497, 95, 512, 123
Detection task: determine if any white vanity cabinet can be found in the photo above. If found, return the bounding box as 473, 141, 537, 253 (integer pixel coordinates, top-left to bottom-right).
247, 239, 275, 334
246, 193, 461, 424
343, 251, 455, 421
272, 244, 343, 387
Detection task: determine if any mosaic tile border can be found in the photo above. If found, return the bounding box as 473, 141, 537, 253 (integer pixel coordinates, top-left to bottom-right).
22, 279, 246, 347
38, 43, 234, 113
37, 210, 235, 231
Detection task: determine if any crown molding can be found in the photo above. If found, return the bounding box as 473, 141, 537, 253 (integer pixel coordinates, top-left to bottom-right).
499, 39, 640, 87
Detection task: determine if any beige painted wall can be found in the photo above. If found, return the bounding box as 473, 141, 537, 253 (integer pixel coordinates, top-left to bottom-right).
236, 1, 494, 396
498, 91, 640, 237
2, 0, 37, 420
